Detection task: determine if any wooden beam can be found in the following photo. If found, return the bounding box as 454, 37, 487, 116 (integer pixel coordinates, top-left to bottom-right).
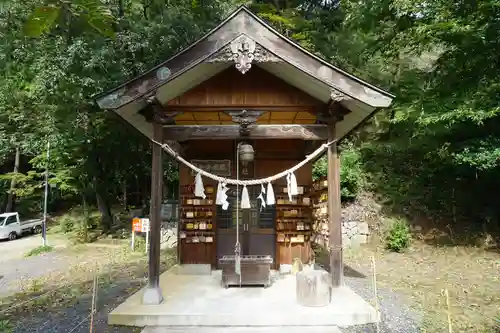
138, 97, 185, 156
142, 122, 164, 305
327, 121, 343, 288
163, 105, 321, 113
162, 125, 328, 140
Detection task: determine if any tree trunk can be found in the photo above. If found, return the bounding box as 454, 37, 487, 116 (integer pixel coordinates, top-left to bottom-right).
6, 147, 20, 212
386, 108, 397, 139
93, 177, 113, 232
123, 180, 127, 209
82, 194, 89, 243
118, 0, 125, 18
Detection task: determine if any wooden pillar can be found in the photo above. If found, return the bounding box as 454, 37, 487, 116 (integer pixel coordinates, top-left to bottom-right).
327, 121, 343, 288
142, 122, 164, 304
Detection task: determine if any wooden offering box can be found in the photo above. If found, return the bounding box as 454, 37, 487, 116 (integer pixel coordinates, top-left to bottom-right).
219, 255, 273, 288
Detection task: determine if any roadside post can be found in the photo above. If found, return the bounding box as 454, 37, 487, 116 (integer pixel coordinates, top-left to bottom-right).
42, 141, 50, 246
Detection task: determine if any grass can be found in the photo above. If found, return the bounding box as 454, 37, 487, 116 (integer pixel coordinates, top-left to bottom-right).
0, 319, 12, 333
344, 239, 500, 333
24, 245, 54, 257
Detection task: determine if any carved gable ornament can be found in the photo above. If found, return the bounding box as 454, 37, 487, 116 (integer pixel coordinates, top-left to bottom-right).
207, 35, 281, 74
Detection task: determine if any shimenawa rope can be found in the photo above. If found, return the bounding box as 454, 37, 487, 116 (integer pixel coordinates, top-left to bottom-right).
151, 139, 335, 185
151, 138, 335, 280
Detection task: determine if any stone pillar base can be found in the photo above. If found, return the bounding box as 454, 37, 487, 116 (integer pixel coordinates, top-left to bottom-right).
142, 286, 164, 305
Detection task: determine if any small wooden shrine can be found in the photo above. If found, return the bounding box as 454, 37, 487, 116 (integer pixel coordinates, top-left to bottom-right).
96, 5, 393, 305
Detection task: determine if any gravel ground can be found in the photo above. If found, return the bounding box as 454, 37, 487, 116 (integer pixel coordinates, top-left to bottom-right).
0, 251, 73, 296
313, 263, 422, 333
342, 275, 422, 333
12, 278, 143, 333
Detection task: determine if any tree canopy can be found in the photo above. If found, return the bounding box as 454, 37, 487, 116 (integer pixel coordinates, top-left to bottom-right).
0, 0, 498, 239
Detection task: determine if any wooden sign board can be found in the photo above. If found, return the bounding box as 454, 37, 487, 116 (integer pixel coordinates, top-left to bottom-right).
190, 160, 232, 177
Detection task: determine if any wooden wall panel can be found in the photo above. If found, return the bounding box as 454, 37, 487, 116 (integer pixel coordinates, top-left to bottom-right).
178, 139, 313, 268
179, 241, 216, 266
277, 243, 313, 266
167, 66, 322, 107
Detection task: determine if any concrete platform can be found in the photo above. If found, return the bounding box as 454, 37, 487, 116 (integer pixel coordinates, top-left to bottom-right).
109, 267, 377, 328
142, 326, 343, 332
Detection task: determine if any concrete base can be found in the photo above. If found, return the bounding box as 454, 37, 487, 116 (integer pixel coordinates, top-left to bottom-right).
172, 264, 212, 275
142, 286, 164, 305
142, 326, 342, 332
109, 268, 378, 328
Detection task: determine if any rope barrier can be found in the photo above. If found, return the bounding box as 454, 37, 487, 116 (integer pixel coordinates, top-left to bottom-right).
0, 281, 72, 314
68, 314, 92, 333
151, 139, 334, 185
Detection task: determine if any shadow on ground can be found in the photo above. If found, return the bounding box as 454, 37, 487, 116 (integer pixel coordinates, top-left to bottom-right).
4, 249, 176, 333
314, 261, 366, 279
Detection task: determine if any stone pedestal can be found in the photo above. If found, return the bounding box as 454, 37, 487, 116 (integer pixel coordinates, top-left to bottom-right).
142, 286, 164, 305
296, 269, 331, 307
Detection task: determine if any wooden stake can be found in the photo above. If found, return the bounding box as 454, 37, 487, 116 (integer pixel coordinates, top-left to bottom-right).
371, 254, 380, 333
444, 288, 452, 333
89, 271, 98, 333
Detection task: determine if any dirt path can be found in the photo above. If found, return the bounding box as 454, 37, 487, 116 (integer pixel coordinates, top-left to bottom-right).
0, 234, 67, 263
0, 251, 74, 296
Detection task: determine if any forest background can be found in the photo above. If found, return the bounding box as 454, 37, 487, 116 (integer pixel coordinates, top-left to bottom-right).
1, 0, 499, 245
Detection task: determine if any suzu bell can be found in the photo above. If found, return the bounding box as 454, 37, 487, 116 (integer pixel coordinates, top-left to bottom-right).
238, 142, 255, 163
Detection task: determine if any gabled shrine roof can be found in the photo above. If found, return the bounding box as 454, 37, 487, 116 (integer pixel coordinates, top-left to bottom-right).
95, 5, 394, 141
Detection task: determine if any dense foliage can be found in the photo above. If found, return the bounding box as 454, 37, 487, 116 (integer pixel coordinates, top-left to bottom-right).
312, 144, 364, 201
0, 0, 241, 229
1, 0, 499, 240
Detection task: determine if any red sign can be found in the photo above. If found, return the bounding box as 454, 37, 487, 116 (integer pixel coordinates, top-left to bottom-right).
132, 218, 142, 232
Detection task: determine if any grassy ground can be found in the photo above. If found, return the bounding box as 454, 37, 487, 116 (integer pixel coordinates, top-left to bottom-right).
0, 239, 176, 332
344, 240, 500, 333
24, 245, 54, 257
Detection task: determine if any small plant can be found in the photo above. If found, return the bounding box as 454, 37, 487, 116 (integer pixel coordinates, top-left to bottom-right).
25, 245, 54, 257
58, 214, 75, 233
385, 217, 412, 252
0, 318, 12, 333
134, 235, 147, 253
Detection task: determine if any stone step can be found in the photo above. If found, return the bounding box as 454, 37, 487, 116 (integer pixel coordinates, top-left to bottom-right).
142, 326, 342, 333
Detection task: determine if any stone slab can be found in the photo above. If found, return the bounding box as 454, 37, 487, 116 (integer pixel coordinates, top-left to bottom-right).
142, 326, 342, 332
109, 269, 378, 328
351, 234, 368, 246
358, 222, 370, 235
